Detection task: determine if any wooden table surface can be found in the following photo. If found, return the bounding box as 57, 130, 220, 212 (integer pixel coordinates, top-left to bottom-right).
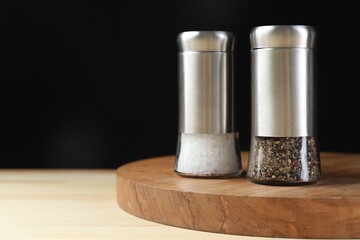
0, 169, 300, 240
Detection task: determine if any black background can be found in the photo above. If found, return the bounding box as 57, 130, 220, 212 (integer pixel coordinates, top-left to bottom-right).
1, 1, 359, 168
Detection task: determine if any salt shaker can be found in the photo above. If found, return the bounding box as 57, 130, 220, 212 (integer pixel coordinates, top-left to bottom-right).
174, 31, 242, 178
247, 25, 321, 185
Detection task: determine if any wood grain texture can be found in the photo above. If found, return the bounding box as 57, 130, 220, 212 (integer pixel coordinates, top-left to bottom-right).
116, 152, 360, 239
0, 169, 264, 240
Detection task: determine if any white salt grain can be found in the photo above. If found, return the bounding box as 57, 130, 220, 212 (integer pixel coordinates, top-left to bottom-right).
176, 133, 241, 175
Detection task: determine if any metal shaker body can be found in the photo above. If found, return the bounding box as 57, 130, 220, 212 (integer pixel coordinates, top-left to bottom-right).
251, 25, 316, 137
247, 25, 321, 185
178, 31, 236, 134
175, 31, 242, 178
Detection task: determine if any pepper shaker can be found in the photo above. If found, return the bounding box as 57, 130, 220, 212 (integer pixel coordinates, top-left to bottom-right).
174, 31, 242, 178
247, 25, 321, 185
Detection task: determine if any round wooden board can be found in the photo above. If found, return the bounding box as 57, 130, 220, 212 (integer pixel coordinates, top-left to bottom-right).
116, 152, 360, 239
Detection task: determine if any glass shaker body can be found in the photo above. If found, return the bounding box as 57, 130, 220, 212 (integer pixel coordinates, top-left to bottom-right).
174, 31, 242, 178
247, 25, 321, 185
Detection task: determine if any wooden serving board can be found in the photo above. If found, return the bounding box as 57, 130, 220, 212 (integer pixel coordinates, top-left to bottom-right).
116, 152, 360, 239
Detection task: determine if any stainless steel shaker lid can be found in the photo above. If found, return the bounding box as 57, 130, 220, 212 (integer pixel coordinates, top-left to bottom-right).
250, 25, 315, 49
177, 31, 236, 134
177, 31, 235, 53
250, 25, 316, 137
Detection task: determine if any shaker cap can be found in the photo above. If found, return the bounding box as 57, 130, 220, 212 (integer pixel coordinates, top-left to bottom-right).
177, 31, 235, 53
250, 25, 315, 49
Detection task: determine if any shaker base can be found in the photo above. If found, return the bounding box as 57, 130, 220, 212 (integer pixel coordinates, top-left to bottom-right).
248, 177, 319, 186
174, 170, 242, 179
